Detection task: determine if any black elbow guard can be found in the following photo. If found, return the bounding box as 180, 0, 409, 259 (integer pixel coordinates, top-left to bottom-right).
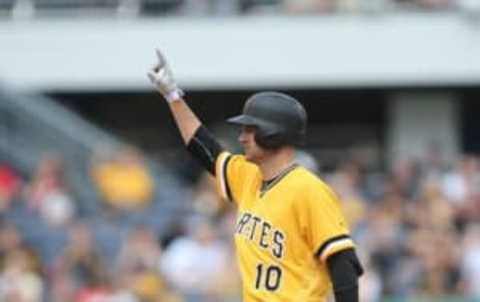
186, 126, 224, 175
327, 249, 363, 302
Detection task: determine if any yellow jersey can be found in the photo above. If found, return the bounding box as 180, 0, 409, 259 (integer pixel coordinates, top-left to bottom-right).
215, 152, 355, 302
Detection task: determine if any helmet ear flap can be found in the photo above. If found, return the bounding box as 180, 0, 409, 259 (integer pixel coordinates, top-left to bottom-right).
254, 122, 303, 149
254, 131, 286, 150
254, 133, 278, 149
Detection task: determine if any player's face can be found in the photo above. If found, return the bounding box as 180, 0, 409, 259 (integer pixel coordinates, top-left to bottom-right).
238, 126, 267, 163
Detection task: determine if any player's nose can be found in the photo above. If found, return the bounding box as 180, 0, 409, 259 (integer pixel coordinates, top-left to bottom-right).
238, 127, 251, 145
238, 131, 248, 144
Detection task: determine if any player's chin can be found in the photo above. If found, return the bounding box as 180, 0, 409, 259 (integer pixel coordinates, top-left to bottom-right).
244, 151, 260, 164
243, 149, 254, 161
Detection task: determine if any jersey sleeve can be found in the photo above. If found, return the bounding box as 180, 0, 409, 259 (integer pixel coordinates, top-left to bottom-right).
300, 180, 355, 263
214, 151, 259, 205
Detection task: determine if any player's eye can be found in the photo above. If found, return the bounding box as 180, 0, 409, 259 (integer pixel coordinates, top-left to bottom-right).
242, 126, 256, 133
241, 126, 256, 135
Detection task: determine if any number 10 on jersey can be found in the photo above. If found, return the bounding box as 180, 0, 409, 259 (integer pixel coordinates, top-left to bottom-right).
255, 264, 282, 291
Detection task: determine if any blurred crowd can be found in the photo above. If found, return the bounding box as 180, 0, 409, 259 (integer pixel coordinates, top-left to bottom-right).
0, 145, 242, 302
177, 0, 461, 16
3, 0, 480, 20
1, 143, 480, 301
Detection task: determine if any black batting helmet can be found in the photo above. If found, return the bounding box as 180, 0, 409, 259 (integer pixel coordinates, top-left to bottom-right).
227, 92, 307, 149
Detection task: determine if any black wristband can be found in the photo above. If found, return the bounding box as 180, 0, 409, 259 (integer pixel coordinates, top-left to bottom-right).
186, 126, 224, 175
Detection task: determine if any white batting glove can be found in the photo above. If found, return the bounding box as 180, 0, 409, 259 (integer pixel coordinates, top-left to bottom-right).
147, 48, 184, 103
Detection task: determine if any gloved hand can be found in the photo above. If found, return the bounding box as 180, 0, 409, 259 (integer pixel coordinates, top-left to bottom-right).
147, 48, 184, 102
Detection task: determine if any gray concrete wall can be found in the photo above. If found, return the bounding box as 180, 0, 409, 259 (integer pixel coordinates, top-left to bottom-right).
386, 92, 460, 165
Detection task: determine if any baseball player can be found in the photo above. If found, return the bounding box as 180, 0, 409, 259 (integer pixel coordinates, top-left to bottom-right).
147, 49, 363, 302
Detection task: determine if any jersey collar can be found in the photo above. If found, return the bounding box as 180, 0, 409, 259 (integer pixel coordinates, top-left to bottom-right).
260, 163, 298, 197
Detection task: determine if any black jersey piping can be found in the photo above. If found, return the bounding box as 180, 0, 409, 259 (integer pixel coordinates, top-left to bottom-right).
223, 155, 233, 202
259, 164, 299, 198
315, 234, 351, 258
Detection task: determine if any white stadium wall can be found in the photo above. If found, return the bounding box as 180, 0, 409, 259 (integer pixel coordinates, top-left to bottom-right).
0, 13, 479, 92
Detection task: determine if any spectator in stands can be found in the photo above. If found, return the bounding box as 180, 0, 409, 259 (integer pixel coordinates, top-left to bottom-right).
391, 173, 461, 296
50, 222, 107, 302
238, 0, 281, 14
0, 222, 43, 301
116, 225, 161, 278
26, 153, 63, 210
358, 257, 382, 302
130, 271, 183, 302
328, 160, 367, 229
283, 0, 336, 14
394, 0, 455, 10
105, 283, 139, 302
407, 226, 460, 295
0, 247, 44, 302
25, 153, 75, 227
214, 210, 243, 301
416, 0, 454, 9
335, 0, 389, 13
191, 172, 226, 217
180, 0, 240, 16
116, 224, 182, 302
442, 155, 480, 229
0, 222, 22, 268
389, 158, 421, 201
160, 216, 230, 301
359, 203, 404, 295
90, 146, 154, 211
0, 164, 21, 212
460, 223, 480, 298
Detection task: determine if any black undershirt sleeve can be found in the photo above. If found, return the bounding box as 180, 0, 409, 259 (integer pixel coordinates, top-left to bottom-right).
326, 249, 364, 302
186, 126, 224, 176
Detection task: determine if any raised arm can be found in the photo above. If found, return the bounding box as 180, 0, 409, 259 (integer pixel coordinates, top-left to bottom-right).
147, 49, 223, 175
147, 48, 200, 144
